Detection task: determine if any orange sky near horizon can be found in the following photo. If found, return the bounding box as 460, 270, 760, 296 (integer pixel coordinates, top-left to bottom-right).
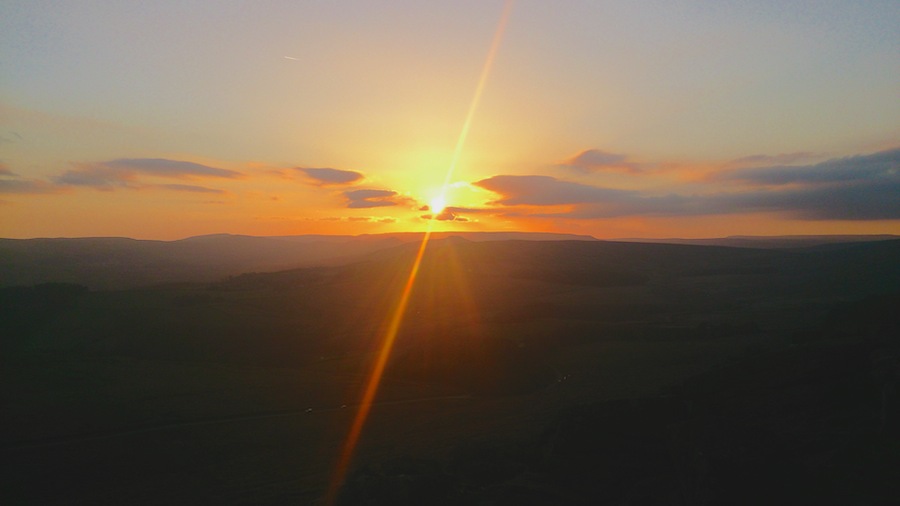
2, 1, 899, 240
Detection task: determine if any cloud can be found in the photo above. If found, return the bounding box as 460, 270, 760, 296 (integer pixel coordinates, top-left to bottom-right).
54, 158, 240, 190
558, 149, 640, 173
729, 152, 819, 167
722, 148, 900, 186
1, 165, 59, 194
298, 167, 364, 185
518, 182, 900, 221
475, 147, 900, 221
475, 175, 636, 206
421, 207, 470, 221
344, 189, 402, 208
715, 181, 900, 220
104, 158, 241, 178
318, 215, 398, 223
55, 164, 135, 189
158, 184, 225, 194
0, 132, 23, 146
0, 178, 58, 194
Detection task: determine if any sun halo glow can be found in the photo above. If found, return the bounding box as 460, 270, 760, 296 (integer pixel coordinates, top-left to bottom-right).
430, 195, 447, 215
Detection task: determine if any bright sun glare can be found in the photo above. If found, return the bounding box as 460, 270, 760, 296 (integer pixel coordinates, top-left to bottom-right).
430, 195, 447, 215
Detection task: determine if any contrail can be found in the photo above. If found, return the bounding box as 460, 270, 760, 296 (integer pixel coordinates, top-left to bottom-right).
284, 56, 299, 61
323, 2, 515, 504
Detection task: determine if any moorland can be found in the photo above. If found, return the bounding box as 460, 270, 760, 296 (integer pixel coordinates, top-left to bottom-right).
2, 233, 898, 505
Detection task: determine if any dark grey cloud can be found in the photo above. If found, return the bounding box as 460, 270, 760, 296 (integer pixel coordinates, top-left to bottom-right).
716, 180, 900, 220
558, 149, 639, 173
543, 182, 900, 221
298, 167, 364, 185
476, 147, 900, 221
344, 189, 400, 208
723, 148, 900, 186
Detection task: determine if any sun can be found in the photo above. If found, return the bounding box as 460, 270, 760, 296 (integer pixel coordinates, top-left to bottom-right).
430, 195, 447, 215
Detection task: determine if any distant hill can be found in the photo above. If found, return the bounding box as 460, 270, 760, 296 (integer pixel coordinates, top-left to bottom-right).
0, 232, 595, 289
359, 231, 598, 243
5, 236, 899, 387
0, 234, 395, 289
614, 234, 899, 249
2, 231, 894, 289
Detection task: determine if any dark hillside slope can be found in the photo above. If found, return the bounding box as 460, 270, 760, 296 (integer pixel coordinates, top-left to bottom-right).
339, 292, 900, 505
0, 235, 401, 289
0, 232, 594, 290
2, 238, 898, 505
7, 238, 895, 392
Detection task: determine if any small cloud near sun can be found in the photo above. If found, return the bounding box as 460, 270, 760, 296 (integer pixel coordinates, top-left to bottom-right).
298, 167, 364, 186
421, 207, 469, 222
344, 189, 403, 208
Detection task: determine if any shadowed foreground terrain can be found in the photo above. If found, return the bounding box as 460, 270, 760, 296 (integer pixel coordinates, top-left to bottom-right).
2, 236, 899, 504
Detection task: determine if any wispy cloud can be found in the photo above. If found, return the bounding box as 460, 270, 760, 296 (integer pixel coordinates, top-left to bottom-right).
104, 158, 240, 178
0, 131, 23, 146
158, 183, 225, 194
317, 215, 397, 223
298, 167, 364, 186
0, 163, 59, 194
728, 152, 820, 168
557, 149, 641, 173
475, 175, 635, 206
54, 158, 241, 190
55, 164, 136, 189
0, 178, 59, 194
344, 189, 404, 208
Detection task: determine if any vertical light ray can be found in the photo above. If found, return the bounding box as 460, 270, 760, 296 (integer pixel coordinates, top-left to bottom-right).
325, 2, 514, 503
324, 224, 435, 506
439, 0, 515, 196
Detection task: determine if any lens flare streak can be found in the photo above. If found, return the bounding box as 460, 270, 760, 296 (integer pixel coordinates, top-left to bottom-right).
325, 2, 515, 503
325, 227, 435, 505
439, 0, 515, 200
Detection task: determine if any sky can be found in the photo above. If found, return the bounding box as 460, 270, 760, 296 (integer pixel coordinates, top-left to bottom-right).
1, 0, 899, 239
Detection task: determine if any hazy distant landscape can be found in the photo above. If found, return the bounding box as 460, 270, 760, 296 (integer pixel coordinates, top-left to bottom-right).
3, 2, 900, 504
2, 233, 898, 504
